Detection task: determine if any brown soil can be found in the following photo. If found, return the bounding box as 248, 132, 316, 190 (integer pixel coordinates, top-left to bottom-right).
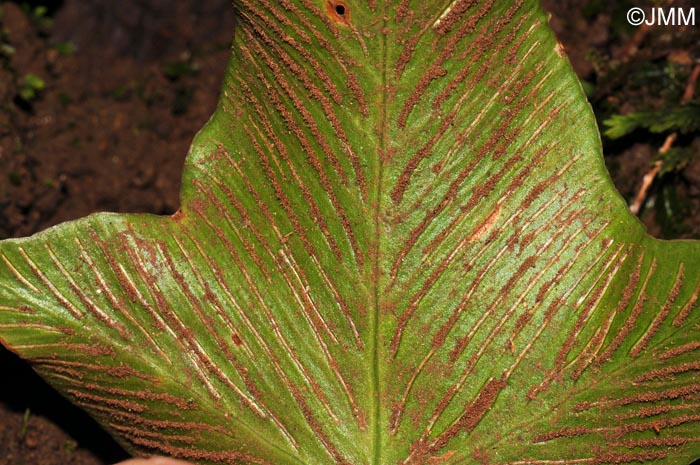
0, 1, 698, 464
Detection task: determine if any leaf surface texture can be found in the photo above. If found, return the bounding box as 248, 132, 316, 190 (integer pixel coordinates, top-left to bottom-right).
1, 1, 700, 464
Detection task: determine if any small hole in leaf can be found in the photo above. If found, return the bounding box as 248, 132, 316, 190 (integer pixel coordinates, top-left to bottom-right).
325, 1, 350, 23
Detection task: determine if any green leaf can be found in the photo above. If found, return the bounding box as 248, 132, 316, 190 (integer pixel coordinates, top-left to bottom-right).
1, 1, 700, 464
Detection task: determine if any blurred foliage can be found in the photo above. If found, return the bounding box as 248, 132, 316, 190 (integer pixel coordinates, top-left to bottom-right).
19, 3, 53, 33
603, 101, 700, 138
17, 72, 45, 102
162, 56, 199, 81
658, 147, 695, 176
655, 177, 690, 238
52, 40, 75, 56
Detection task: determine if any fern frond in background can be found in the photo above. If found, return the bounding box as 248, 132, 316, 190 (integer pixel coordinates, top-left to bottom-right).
604, 101, 700, 139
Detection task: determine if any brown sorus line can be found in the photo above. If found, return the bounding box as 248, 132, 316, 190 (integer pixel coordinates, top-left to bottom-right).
32, 342, 116, 357
389, 155, 479, 280
582, 251, 642, 367
1, 251, 40, 294
75, 237, 164, 351
238, 105, 335, 262
156, 239, 270, 418
33, 358, 157, 381
507, 215, 591, 345
216, 144, 284, 238
99, 230, 167, 331
274, 249, 361, 412
247, 0, 313, 44
390, 112, 452, 205
434, 0, 479, 35
389, 207, 522, 429
278, 0, 368, 115
636, 361, 700, 382
596, 258, 656, 364
672, 278, 700, 327
209, 172, 283, 270
535, 412, 696, 443
396, 0, 496, 129
193, 178, 272, 282
573, 383, 700, 413
386, 204, 557, 430
192, 205, 348, 428
124, 228, 222, 402
4, 304, 37, 314
239, 36, 362, 267
182, 226, 340, 436
39, 365, 85, 380
109, 423, 195, 445
244, 26, 350, 185
18, 246, 83, 319
591, 451, 667, 465
660, 341, 700, 360
55, 249, 131, 339
391, 226, 467, 355
125, 435, 274, 465
616, 384, 700, 406
531, 425, 591, 443
220, 137, 363, 351
176, 232, 254, 353
390, 60, 540, 279
528, 245, 627, 399
288, 382, 353, 465
431, 142, 549, 262
394, 0, 411, 22
610, 437, 688, 448
448, 254, 537, 363
89, 230, 174, 360
277, 249, 342, 346
388, 250, 450, 357
394, 31, 421, 78
518, 206, 583, 253
78, 381, 194, 410
423, 147, 527, 259
79, 401, 227, 434
260, 28, 368, 200
187, 248, 298, 448
617, 404, 672, 420
299, 0, 339, 35
630, 263, 684, 357
89, 230, 139, 305
246, 7, 344, 111
406, 374, 506, 465
444, 18, 540, 169
424, 161, 555, 359
570, 311, 613, 381
67, 389, 147, 413
433, 3, 526, 110
392, 6, 525, 204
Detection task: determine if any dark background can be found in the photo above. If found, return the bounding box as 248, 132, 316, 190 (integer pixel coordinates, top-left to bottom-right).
0, 0, 699, 463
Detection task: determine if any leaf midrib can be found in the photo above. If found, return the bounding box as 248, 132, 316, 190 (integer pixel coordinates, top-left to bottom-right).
371, 6, 388, 465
